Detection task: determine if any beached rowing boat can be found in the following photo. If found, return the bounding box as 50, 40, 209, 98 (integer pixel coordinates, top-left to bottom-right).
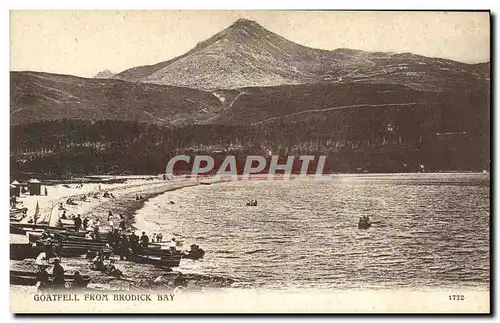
132, 254, 182, 268
138, 249, 184, 260
10, 225, 27, 235
10, 222, 74, 233
10, 243, 38, 260
10, 270, 91, 287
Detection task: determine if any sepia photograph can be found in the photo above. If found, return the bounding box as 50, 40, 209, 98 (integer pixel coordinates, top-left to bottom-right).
8, 10, 491, 314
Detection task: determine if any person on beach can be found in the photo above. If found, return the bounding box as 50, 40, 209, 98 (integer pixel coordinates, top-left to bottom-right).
61, 211, 67, 220
92, 220, 100, 240
54, 236, 63, 256
152, 233, 157, 242
42, 238, 57, 259
91, 252, 105, 271
52, 258, 65, 289
140, 232, 150, 248
35, 265, 50, 292
169, 238, 177, 251
93, 227, 100, 241
119, 215, 126, 231
107, 211, 114, 229
35, 251, 50, 266
103, 262, 123, 278
130, 232, 140, 254
72, 271, 86, 290
107, 230, 115, 245
119, 234, 130, 260
74, 214, 82, 232
157, 233, 163, 243
103, 243, 113, 258
112, 229, 121, 251
44, 187, 48, 196
82, 217, 89, 231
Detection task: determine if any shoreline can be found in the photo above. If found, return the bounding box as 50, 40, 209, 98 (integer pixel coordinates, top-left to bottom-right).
12, 179, 203, 232
78, 180, 202, 232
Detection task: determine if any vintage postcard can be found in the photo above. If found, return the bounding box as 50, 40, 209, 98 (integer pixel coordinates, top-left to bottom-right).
9, 10, 490, 314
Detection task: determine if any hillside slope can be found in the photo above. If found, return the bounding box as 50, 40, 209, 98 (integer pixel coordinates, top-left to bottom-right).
10, 71, 222, 125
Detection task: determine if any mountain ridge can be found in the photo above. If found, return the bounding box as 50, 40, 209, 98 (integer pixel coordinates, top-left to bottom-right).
113, 18, 489, 91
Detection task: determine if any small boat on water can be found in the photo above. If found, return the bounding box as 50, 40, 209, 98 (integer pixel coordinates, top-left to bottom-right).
10, 270, 91, 287
358, 217, 372, 230
246, 200, 258, 206
182, 244, 205, 260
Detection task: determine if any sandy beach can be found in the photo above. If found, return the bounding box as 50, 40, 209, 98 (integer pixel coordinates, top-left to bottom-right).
11, 176, 238, 291
13, 178, 202, 233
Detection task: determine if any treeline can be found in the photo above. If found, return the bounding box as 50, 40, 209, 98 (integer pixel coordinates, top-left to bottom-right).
10, 105, 489, 179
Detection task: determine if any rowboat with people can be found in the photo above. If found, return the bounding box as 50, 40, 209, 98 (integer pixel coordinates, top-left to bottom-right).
246, 200, 258, 206
358, 216, 372, 229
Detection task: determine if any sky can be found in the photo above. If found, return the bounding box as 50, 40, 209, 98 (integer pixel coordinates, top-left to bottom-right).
10, 10, 490, 78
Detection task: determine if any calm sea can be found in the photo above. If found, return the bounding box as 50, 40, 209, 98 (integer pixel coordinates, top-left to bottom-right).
135, 173, 490, 290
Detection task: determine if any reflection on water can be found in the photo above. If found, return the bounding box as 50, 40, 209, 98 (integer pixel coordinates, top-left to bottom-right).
135, 173, 490, 290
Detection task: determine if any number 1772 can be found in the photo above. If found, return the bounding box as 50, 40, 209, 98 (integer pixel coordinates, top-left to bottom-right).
449, 295, 465, 301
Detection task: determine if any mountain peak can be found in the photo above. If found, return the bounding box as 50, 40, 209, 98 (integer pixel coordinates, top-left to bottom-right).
94, 69, 115, 79
223, 18, 269, 38
231, 18, 260, 27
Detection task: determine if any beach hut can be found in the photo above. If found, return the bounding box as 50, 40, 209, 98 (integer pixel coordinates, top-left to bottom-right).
27, 178, 42, 195
10, 180, 21, 197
